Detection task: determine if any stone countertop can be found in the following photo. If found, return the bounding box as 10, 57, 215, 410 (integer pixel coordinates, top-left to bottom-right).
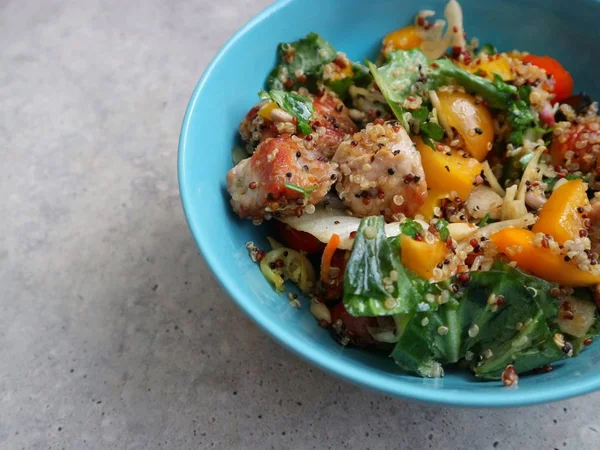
1, 0, 599, 449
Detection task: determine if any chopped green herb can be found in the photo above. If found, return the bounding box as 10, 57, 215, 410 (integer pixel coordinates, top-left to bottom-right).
434, 219, 450, 241
259, 90, 314, 135
478, 214, 490, 227
479, 43, 497, 56
411, 107, 429, 124
284, 182, 317, 198
401, 218, 423, 239
421, 122, 445, 141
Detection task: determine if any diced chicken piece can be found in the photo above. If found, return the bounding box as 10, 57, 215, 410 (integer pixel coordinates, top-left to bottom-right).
238, 90, 357, 159
332, 122, 427, 220
311, 92, 358, 159
227, 135, 337, 221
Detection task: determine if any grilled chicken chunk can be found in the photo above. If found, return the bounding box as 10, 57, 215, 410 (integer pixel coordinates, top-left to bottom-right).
332, 122, 427, 220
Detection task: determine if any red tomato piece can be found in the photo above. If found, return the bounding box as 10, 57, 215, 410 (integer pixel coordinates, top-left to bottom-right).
273, 220, 324, 254
522, 55, 574, 103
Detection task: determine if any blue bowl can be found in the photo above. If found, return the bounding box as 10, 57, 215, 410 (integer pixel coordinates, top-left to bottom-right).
179, 0, 600, 407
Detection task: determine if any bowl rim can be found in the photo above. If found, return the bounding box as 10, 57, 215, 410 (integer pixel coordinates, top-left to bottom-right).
178, 0, 600, 407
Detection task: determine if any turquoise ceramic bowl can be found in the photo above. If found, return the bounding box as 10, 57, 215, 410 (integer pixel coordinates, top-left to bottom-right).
179, 0, 600, 407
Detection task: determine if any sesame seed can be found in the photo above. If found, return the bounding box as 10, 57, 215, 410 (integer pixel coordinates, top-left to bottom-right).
437, 326, 449, 336
421, 317, 430, 327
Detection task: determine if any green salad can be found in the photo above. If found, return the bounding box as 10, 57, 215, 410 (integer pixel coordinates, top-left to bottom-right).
225, 0, 600, 384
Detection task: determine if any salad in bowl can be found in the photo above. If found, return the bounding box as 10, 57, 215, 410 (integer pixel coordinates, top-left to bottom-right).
224, 0, 600, 384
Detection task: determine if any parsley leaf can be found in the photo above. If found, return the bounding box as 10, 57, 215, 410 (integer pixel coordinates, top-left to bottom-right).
401, 218, 423, 239
284, 182, 318, 199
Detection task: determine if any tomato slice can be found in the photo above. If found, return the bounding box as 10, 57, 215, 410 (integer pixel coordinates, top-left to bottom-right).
330, 301, 376, 347
522, 55, 574, 103
273, 220, 324, 254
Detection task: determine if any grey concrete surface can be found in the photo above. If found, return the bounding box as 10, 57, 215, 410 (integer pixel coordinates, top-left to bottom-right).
1, 0, 600, 449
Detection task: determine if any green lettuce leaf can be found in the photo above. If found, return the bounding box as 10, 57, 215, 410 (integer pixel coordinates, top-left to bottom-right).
343, 216, 428, 316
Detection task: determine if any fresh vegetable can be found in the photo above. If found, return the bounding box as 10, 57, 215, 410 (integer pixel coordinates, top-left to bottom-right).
266, 33, 370, 99
260, 247, 317, 293
284, 182, 318, 199
330, 301, 378, 347
418, 190, 448, 221
343, 217, 597, 379
382, 25, 423, 56
532, 179, 589, 244
366, 50, 441, 129
435, 58, 515, 109
343, 216, 427, 316
414, 136, 482, 200
490, 228, 600, 286
370, 50, 538, 142
267, 33, 337, 91
391, 263, 568, 379
462, 54, 513, 81
320, 249, 348, 302
259, 90, 314, 135
558, 296, 597, 338
321, 234, 341, 282
436, 90, 494, 161
400, 218, 423, 239
522, 55, 574, 102
400, 234, 449, 280
274, 221, 324, 254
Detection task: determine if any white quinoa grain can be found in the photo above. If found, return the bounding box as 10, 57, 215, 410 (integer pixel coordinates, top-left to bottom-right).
468, 324, 479, 338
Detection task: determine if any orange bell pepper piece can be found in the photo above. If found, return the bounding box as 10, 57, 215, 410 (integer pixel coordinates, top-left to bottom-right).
400, 234, 449, 280
532, 179, 589, 244
491, 228, 600, 286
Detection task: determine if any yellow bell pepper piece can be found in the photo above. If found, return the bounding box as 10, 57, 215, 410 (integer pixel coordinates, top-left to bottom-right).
400, 234, 449, 280
490, 228, 600, 286
436, 91, 495, 161
258, 101, 277, 120
418, 190, 449, 221
414, 136, 482, 201
532, 179, 589, 244
461, 55, 514, 81
382, 26, 422, 56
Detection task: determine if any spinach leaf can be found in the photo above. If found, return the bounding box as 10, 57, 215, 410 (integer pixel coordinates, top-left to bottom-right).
267, 33, 371, 98
343, 216, 428, 316
390, 265, 567, 379
259, 90, 314, 135
267, 33, 337, 91
365, 60, 409, 129
435, 58, 515, 109
367, 51, 449, 133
